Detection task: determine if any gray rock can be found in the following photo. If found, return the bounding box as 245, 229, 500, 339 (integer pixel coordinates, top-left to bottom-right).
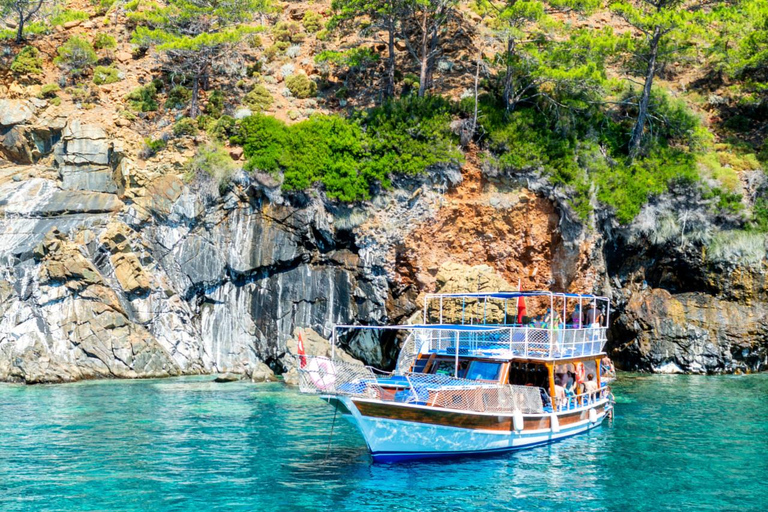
0, 100, 35, 127
59, 165, 117, 193
213, 373, 240, 382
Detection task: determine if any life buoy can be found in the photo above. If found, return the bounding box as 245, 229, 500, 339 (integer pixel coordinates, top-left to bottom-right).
307, 357, 336, 391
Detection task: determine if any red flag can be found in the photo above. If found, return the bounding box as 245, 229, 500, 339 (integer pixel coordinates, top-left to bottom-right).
297, 330, 307, 368
516, 280, 527, 324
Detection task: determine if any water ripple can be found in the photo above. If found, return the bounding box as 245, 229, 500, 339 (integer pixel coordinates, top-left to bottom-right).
0, 375, 766, 512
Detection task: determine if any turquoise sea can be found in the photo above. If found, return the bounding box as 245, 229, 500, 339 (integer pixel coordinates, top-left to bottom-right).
1, 373, 766, 512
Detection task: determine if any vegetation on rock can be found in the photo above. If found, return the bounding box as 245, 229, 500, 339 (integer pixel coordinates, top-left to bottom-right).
10, 45, 43, 77
55, 36, 98, 79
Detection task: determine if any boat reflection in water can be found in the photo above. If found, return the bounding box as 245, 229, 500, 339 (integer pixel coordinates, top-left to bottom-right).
298, 291, 615, 462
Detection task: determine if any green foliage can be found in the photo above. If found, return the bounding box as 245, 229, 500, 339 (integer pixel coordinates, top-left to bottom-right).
93, 33, 117, 50
315, 48, 379, 70
55, 36, 98, 77
205, 90, 225, 118
302, 11, 324, 33
243, 84, 274, 111
10, 46, 43, 76
127, 83, 159, 111
272, 21, 305, 43
285, 74, 317, 99
232, 97, 460, 201
207, 115, 236, 140
49, 9, 90, 26
38, 83, 61, 99
142, 137, 167, 157
185, 144, 238, 193
93, 65, 121, 85
173, 117, 198, 136
360, 95, 462, 177
166, 85, 191, 109
751, 196, 768, 232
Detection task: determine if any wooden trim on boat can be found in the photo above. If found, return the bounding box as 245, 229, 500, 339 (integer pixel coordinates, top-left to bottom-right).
352, 398, 600, 432
354, 399, 514, 431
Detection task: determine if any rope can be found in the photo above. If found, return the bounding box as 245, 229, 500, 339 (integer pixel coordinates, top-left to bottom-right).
325, 403, 338, 460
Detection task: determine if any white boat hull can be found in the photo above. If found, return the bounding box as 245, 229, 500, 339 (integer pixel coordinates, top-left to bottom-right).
331, 396, 611, 462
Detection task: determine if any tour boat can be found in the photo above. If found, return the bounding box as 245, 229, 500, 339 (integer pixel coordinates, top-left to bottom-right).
297, 291, 615, 462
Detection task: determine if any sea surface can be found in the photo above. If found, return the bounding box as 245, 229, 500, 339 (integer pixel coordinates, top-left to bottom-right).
0, 373, 766, 512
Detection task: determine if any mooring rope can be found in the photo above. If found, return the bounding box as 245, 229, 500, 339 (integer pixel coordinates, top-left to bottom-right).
325, 404, 338, 460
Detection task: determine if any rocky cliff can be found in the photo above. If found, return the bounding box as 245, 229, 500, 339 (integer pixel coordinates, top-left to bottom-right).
1, 96, 766, 382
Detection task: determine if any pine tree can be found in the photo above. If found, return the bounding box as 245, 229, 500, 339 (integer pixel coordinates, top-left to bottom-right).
401, 0, 460, 97
611, 0, 706, 158
130, 0, 258, 117
329, 0, 403, 97
0, 0, 49, 43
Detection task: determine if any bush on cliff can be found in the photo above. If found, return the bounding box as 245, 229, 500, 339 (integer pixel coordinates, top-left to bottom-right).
10, 46, 43, 77
185, 143, 237, 195
232, 96, 460, 201
55, 36, 98, 78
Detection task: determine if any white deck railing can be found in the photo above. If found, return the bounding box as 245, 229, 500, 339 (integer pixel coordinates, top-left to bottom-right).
297, 356, 544, 415
411, 326, 607, 361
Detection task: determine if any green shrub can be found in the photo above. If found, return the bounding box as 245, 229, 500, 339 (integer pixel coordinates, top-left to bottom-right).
273, 21, 304, 43
247, 33, 263, 48
173, 117, 198, 137
92, 65, 120, 85
361, 95, 462, 177
10, 46, 43, 77
204, 90, 225, 118
285, 74, 316, 99
244, 84, 274, 111
750, 196, 768, 232
49, 9, 89, 27
166, 85, 191, 110
302, 11, 324, 33
127, 83, 158, 111
207, 115, 236, 141
185, 144, 238, 193
55, 36, 98, 77
142, 137, 167, 157
232, 100, 461, 201
93, 33, 117, 50
38, 83, 61, 99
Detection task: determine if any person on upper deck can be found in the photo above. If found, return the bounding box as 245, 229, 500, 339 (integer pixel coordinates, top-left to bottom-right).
570, 305, 582, 328
586, 304, 604, 327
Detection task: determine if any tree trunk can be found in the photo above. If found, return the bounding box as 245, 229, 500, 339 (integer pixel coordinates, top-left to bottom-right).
190, 73, 201, 118
628, 26, 662, 159
418, 12, 429, 97
15, 12, 25, 43
386, 22, 396, 98
502, 37, 515, 110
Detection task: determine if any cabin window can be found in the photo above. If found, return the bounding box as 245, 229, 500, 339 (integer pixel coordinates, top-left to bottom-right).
466, 361, 501, 381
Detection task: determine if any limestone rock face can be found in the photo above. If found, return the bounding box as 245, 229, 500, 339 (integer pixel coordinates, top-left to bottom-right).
0, 100, 35, 127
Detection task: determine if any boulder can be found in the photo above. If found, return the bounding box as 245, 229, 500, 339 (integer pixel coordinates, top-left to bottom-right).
250, 362, 276, 382
0, 99, 35, 127
56, 120, 111, 166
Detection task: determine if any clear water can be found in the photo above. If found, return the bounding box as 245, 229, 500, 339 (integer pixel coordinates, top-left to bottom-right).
0, 374, 765, 512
